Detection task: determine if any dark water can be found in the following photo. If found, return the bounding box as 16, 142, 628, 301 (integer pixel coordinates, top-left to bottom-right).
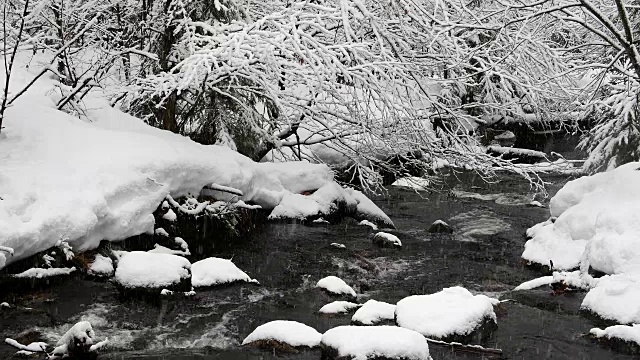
0, 172, 633, 360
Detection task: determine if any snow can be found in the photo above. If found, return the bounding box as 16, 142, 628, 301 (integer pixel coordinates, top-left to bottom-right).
1, 302, 10, 308
392, 177, 431, 191
590, 324, 640, 346
373, 232, 402, 247
316, 276, 357, 297
330, 243, 347, 249
529, 200, 544, 208
88, 255, 114, 276
581, 274, 640, 324
13, 267, 76, 278
162, 209, 177, 222
241, 320, 322, 348
114, 252, 190, 289
0, 61, 376, 269
4, 338, 48, 353
523, 162, 640, 272
191, 257, 258, 287
148, 244, 190, 256
395, 286, 499, 338
174, 237, 189, 253
52, 321, 94, 356
319, 301, 361, 314
513, 276, 553, 291
358, 220, 378, 230
351, 300, 396, 325
487, 145, 546, 159
321, 326, 430, 360
494, 131, 515, 140
155, 228, 170, 237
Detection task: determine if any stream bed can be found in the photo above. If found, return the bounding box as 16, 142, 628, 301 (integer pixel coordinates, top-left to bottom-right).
0, 172, 633, 360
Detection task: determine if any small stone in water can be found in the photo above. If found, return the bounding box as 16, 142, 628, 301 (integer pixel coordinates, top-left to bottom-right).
428, 220, 453, 234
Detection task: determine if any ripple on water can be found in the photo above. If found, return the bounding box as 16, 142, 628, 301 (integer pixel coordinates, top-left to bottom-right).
449, 209, 511, 242
452, 190, 532, 206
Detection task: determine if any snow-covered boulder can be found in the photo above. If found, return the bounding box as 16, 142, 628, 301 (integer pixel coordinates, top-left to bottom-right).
321, 325, 430, 360
581, 274, 640, 324
51, 321, 107, 358
351, 300, 396, 325
319, 301, 361, 315
13, 267, 76, 279
191, 257, 258, 287
372, 232, 402, 248
316, 276, 357, 298
87, 254, 114, 277
590, 324, 640, 350
114, 252, 191, 292
242, 320, 322, 349
395, 286, 499, 338
428, 220, 453, 234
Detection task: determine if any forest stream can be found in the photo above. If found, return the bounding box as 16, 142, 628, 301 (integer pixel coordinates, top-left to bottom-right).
0, 135, 633, 360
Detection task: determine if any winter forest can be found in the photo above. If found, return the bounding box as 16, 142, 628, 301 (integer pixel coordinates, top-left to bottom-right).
1, 0, 640, 358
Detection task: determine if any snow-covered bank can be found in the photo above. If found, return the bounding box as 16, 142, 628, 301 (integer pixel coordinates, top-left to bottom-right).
522, 162, 640, 332
0, 61, 392, 269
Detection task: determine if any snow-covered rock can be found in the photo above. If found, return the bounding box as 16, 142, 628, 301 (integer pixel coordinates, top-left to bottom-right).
428, 220, 453, 234
13, 267, 76, 278
372, 232, 402, 248
358, 220, 378, 230
51, 321, 106, 358
88, 254, 114, 277
494, 130, 516, 141
316, 276, 357, 297
114, 252, 191, 291
395, 286, 499, 338
351, 300, 396, 325
590, 324, 640, 346
514, 276, 554, 291
330, 243, 347, 249
191, 257, 258, 287
242, 320, 322, 348
147, 244, 189, 256
321, 326, 430, 360
581, 274, 640, 324
162, 209, 177, 222
319, 301, 361, 314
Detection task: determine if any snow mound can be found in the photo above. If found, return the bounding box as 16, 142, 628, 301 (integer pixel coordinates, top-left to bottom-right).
581, 274, 640, 324
316, 276, 357, 297
321, 325, 430, 360
395, 286, 499, 338
114, 252, 190, 289
319, 301, 361, 314
392, 177, 431, 191
358, 220, 378, 230
523, 162, 640, 272
268, 183, 393, 227
191, 257, 258, 287
590, 324, 640, 346
88, 255, 114, 276
0, 70, 344, 269
242, 320, 322, 348
351, 300, 396, 325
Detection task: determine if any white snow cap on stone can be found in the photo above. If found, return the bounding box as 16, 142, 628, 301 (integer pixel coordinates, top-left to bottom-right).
396, 286, 499, 338
242, 320, 322, 347
319, 301, 361, 314
115, 252, 190, 289
316, 276, 357, 297
581, 274, 640, 324
358, 220, 378, 230
373, 232, 402, 247
88, 255, 114, 276
162, 209, 177, 221
514, 276, 554, 291
191, 257, 258, 287
590, 324, 640, 346
321, 325, 430, 360
351, 299, 396, 325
